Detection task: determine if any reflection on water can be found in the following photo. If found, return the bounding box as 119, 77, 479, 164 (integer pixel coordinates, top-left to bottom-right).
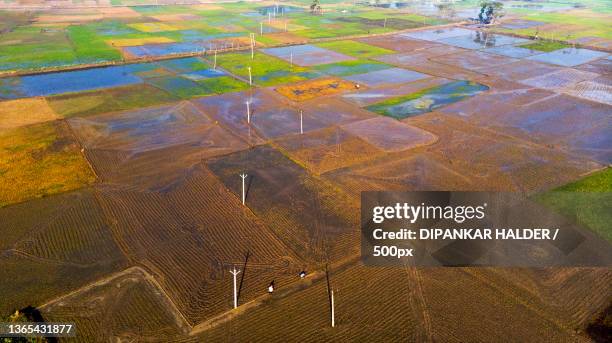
367, 80, 489, 119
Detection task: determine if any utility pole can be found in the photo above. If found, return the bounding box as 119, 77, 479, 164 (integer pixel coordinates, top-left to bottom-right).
240, 173, 248, 205
246, 101, 251, 123
290, 51, 293, 68
299, 109, 303, 134
230, 267, 241, 309
331, 289, 335, 327
260, 22, 263, 35
250, 33, 255, 59
248, 66, 252, 86
213, 49, 217, 70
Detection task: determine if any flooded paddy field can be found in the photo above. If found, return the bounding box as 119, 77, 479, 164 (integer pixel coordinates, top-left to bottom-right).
0, 1, 611, 340
263, 44, 355, 67
345, 67, 430, 87
0, 57, 246, 100
342, 77, 450, 107
366, 80, 489, 119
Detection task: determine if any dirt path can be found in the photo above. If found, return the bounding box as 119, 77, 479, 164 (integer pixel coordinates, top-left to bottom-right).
189, 254, 360, 336
34, 253, 360, 337
403, 266, 433, 341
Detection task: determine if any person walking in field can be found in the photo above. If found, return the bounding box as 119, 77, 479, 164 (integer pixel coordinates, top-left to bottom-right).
268, 280, 275, 293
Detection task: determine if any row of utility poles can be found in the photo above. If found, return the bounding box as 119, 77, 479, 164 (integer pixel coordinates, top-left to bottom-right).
225, 5, 335, 326
228, 262, 336, 327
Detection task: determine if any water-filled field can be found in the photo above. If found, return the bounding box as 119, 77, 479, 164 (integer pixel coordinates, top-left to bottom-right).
366, 81, 489, 119
345, 67, 430, 87
0, 57, 246, 100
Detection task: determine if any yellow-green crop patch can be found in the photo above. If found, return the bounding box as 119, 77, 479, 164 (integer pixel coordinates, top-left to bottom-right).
0, 121, 95, 207
520, 40, 571, 52
47, 84, 179, 118
128, 22, 182, 33
316, 40, 394, 58
215, 52, 319, 86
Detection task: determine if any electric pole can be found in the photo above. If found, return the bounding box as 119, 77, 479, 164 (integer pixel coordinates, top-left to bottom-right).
230, 267, 241, 309
240, 173, 248, 205
331, 289, 335, 327
246, 101, 251, 123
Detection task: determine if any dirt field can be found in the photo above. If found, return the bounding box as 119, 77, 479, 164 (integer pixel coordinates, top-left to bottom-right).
406, 112, 602, 193
274, 126, 384, 175
195, 265, 603, 342
0, 188, 127, 315
42, 267, 188, 341
275, 77, 357, 102
207, 145, 360, 263
93, 164, 302, 324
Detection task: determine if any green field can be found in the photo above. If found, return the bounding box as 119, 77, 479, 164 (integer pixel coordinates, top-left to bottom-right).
316, 40, 394, 58
520, 40, 571, 52
215, 51, 317, 86
537, 168, 612, 242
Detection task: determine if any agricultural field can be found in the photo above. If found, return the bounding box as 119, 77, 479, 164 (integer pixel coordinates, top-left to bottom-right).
536, 168, 612, 242
0, 0, 610, 342
0, 121, 95, 207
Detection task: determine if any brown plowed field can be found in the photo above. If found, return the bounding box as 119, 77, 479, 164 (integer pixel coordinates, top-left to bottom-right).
94, 164, 304, 324
42, 268, 187, 342
207, 145, 360, 263
0, 188, 127, 315
195, 264, 597, 342
274, 126, 384, 175
324, 152, 476, 200
406, 112, 601, 192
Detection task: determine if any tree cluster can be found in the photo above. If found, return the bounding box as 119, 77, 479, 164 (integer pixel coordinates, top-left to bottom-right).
478, 1, 505, 24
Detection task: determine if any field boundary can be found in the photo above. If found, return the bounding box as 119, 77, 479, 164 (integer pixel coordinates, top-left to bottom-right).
38, 266, 193, 333
33, 254, 362, 337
